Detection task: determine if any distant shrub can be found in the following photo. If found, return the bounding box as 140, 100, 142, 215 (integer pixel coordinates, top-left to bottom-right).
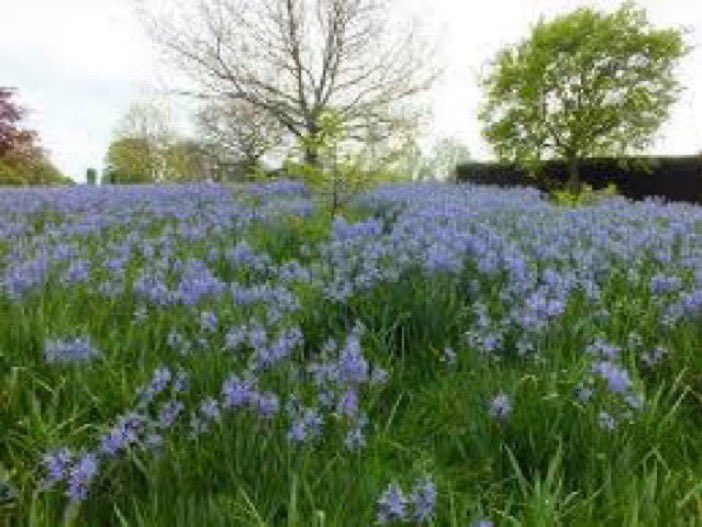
456, 156, 702, 204
551, 183, 619, 207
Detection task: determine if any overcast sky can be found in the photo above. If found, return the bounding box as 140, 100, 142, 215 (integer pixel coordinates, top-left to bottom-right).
2, 0, 701, 182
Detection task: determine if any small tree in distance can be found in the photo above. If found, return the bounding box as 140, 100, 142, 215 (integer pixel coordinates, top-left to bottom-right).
86, 168, 97, 185
480, 2, 687, 190
417, 137, 471, 181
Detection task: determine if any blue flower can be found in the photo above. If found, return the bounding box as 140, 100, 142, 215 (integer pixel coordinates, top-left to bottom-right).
44, 337, 100, 365
489, 393, 513, 421
63, 259, 91, 284
337, 388, 359, 417
253, 392, 280, 418
157, 400, 184, 429
151, 367, 173, 393
344, 414, 369, 451
67, 452, 99, 502
650, 274, 682, 295
247, 324, 268, 351
338, 333, 369, 385
138, 366, 174, 406
287, 407, 323, 445
172, 369, 190, 394
224, 326, 247, 352
287, 421, 307, 444
222, 375, 256, 409
592, 361, 632, 394
41, 448, 73, 489
199, 398, 221, 421
598, 411, 617, 432
99, 413, 146, 456
410, 477, 436, 522
200, 311, 219, 333
377, 482, 408, 524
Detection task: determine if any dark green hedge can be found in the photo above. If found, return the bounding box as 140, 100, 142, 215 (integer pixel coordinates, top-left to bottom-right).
455, 156, 702, 203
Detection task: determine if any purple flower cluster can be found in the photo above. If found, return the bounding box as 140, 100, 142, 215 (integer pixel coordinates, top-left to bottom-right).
329, 183, 702, 356
650, 273, 683, 295
306, 324, 388, 450
44, 337, 100, 365
66, 453, 99, 502
16, 180, 702, 515
578, 338, 645, 432
286, 405, 324, 445
41, 449, 100, 502
40, 364, 191, 500
99, 413, 148, 456
376, 476, 436, 524
1, 182, 314, 306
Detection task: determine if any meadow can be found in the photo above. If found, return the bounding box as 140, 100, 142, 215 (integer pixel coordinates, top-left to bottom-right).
1, 181, 701, 526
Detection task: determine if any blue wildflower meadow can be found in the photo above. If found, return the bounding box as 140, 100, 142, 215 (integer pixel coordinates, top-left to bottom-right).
1, 181, 701, 524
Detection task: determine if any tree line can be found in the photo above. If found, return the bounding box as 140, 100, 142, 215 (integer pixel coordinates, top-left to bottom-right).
2, 1, 689, 194
104, 0, 692, 194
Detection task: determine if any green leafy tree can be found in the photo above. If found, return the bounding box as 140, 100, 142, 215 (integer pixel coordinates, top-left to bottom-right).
286, 111, 348, 214
0, 154, 70, 186
287, 110, 415, 214
104, 137, 156, 184
104, 101, 177, 184
480, 2, 687, 189
165, 139, 213, 183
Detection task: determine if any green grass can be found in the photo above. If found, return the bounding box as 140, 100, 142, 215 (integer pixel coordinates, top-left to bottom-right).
1, 189, 702, 526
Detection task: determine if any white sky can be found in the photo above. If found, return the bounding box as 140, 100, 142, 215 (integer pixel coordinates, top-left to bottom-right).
2, 0, 701, 182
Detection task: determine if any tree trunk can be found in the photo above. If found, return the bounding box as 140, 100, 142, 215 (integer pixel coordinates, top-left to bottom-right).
566, 156, 580, 192
304, 144, 320, 167
330, 143, 339, 216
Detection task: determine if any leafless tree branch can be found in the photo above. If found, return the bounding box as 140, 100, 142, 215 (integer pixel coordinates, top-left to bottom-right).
139, 0, 436, 163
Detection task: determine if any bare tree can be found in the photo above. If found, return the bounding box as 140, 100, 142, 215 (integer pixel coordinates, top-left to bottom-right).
196, 99, 283, 177
139, 0, 436, 165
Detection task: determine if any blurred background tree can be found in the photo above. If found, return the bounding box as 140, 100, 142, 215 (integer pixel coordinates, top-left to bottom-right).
103, 137, 155, 184
417, 136, 471, 180
165, 139, 213, 183
0, 87, 70, 186
196, 99, 283, 182
103, 100, 174, 184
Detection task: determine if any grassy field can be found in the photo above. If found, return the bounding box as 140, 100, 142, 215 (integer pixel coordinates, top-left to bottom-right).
1, 181, 701, 526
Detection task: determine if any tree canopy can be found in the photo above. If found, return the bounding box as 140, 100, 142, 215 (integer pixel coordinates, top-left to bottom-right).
479, 2, 687, 188
103, 137, 156, 184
